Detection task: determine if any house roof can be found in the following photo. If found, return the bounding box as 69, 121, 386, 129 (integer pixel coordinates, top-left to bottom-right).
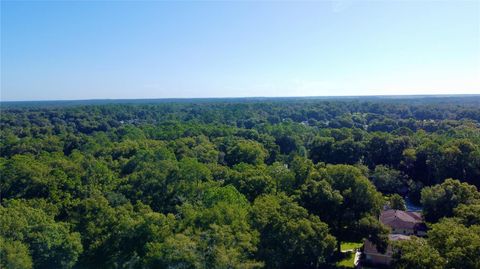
380, 210, 423, 230
363, 234, 411, 254
388, 234, 411, 241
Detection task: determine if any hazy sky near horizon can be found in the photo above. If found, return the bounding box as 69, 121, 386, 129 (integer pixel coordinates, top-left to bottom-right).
1, 1, 479, 101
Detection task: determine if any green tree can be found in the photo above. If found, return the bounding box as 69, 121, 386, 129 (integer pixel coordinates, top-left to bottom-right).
389, 194, 407, 211
0, 154, 50, 200
251, 194, 336, 269
453, 203, 480, 226
121, 160, 178, 212
147, 185, 261, 269
289, 156, 314, 189
370, 165, 406, 194
267, 162, 296, 194
421, 178, 480, 222
300, 164, 385, 252
0, 237, 33, 269
146, 233, 200, 269
391, 237, 445, 269
428, 218, 480, 269
331, 138, 364, 164
0, 200, 83, 269
71, 193, 178, 267
225, 139, 267, 166
227, 163, 275, 201
309, 137, 334, 164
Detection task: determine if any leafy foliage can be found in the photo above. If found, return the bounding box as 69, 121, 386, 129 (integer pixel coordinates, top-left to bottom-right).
421, 178, 480, 222
1, 97, 479, 268
392, 237, 445, 269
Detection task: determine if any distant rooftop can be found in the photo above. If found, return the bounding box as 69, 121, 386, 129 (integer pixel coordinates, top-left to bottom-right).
380, 210, 423, 230
388, 234, 411, 241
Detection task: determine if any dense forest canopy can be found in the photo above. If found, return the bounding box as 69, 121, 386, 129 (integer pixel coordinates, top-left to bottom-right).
1, 96, 479, 269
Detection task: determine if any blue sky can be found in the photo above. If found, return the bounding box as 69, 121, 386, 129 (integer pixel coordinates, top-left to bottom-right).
1, 1, 479, 101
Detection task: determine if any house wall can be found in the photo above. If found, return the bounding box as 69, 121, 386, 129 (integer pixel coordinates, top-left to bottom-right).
365, 253, 392, 266
363, 240, 394, 266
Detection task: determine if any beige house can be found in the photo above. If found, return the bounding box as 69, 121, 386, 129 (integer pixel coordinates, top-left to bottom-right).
363, 234, 410, 265
362, 210, 426, 267
379, 210, 426, 236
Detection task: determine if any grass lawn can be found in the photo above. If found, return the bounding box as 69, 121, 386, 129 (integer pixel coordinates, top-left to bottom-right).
336, 251, 355, 268
341, 242, 363, 252
335, 242, 363, 268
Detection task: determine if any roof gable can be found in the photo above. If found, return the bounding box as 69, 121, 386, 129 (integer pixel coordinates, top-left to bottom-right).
380, 210, 423, 229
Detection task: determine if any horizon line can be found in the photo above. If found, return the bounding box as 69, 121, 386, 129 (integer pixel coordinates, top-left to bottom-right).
2, 93, 480, 103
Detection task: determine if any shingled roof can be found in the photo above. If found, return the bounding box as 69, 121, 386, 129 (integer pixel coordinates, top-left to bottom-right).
380, 210, 423, 230
363, 234, 410, 254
